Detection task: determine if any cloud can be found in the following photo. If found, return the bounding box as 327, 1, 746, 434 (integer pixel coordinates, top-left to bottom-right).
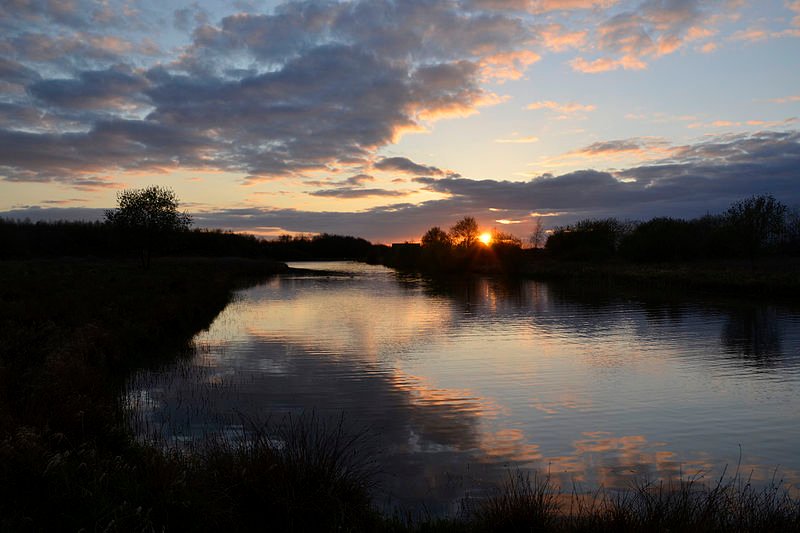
341, 173, 376, 186
0, 57, 41, 85
0, 119, 212, 183
537, 23, 589, 52
471, 0, 619, 14
373, 157, 445, 176
570, 56, 646, 73
495, 135, 540, 143
624, 111, 697, 123
573, 137, 670, 156
699, 41, 718, 53
787, 0, 800, 27
769, 95, 800, 104
479, 50, 540, 81
687, 117, 799, 129
527, 100, 596, 113
309, 188, 411, 198
5, 132, 799, 240
569, 0, 733, 73
2, 31, 151, 68
28, 65, 150, 110
173, 4, 209, 32
730, 28, 771, 42
1, 0, 537, 186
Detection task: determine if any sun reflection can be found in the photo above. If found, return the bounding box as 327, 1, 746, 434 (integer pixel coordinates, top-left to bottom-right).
479, 232, 492, 245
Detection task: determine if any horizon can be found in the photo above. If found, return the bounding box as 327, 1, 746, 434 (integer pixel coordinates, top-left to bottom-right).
2, 0, 800, 243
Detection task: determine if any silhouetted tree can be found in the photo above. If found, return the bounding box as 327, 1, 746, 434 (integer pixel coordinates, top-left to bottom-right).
421, 227, 451, 248
725, 194, 787, 265
546, 218, 630, 260
449, 216, 479, 248
619, 217, 695, 262
105, 186, 192, 268
491, 229, 522, 246
529, 217, 546, 249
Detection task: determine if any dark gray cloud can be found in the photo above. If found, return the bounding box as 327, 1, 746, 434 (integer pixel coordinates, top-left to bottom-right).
342, 173, 375, 186
0, 119, 212, 182
28, 66, 150, 110
0, 57, 41, 85
173, 4, 210, 32
186, 0, 529, 68
374, 157, 445, 176
309, 188, 411, 198
1, 0, 531, 184
576, 137, 668, 154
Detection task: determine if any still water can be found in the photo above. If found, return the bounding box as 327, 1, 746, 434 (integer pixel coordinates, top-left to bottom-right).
126, 261, 800, 513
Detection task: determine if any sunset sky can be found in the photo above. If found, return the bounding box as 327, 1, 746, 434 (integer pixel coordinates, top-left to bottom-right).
1, 0, 799, 242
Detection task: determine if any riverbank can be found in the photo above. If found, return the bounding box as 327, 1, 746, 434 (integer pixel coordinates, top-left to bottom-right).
380, 248, 800, 300
0, 258, 382, 531
516, 256, 800, 299
1, 257, 799, 531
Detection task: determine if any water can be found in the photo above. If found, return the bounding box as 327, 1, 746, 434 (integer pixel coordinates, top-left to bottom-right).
126, 261, 800, 514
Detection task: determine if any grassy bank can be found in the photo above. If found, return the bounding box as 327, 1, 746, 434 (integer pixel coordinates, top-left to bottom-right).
516, 256, 800, 299
0, 258, 380, 531
1, 257, 799, 531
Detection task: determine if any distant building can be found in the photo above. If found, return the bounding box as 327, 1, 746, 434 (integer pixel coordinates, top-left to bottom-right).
390, 242, 421, 267
391, 242, 421, 250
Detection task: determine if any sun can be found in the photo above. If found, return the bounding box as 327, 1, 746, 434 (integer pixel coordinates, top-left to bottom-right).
479, 232, 492, 245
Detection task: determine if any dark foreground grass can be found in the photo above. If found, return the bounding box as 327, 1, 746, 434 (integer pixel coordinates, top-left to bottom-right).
454, 470, 800, 533
1, 257, 798, 531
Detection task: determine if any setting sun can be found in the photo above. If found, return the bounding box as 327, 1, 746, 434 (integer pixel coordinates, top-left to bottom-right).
479, 232, 492, 245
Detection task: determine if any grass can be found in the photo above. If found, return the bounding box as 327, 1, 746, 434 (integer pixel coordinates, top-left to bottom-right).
1, 256, 799, 531
395, 468, 800, 533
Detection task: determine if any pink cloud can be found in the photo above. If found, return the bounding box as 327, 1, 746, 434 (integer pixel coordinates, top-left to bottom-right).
526, 100, 596, 113
480, 49, 540, 81
570, 55, 646, 73
495, 135, 540, 143
769, 95, 800, 104
538, 23, 588, 52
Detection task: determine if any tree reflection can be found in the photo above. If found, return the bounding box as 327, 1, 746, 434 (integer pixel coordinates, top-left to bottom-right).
721, 306, 783, 364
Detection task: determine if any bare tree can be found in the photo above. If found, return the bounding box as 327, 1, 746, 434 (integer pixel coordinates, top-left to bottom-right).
449, 216, 479, 248
725, 194, 787, 265
529, 217, 545, 249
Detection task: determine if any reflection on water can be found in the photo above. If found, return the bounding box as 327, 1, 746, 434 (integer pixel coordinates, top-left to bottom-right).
125, 261, 800, 514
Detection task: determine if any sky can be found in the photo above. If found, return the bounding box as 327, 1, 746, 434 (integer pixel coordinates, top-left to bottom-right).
1, 0, 799, 243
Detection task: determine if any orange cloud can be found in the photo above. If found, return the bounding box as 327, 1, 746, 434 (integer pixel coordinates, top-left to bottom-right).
526, 100, 596, 113
532, 0, 618, 12
569, 55, 647, 73
688, 117, 799, 129
731, 28, 770, 42
769, 94, 800, 104
699, 41, 719, 53
790, 0, 800, 27
495, 135, 540, 143
480, 50, 541, 82
539, 23, 588, 52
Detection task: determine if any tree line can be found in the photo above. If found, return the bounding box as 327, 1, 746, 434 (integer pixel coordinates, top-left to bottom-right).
395, 194, 800, 273
545, 195, 800, 263
3, 187, 798, 269
0, 186, 374, 263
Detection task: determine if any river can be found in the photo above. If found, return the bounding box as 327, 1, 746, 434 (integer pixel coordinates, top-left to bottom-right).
125, 261, 800, 514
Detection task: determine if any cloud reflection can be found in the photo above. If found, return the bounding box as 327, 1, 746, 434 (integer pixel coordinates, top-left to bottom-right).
127, 264, 800, 512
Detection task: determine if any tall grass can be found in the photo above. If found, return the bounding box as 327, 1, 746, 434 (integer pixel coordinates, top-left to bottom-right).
454, 467, 800, 533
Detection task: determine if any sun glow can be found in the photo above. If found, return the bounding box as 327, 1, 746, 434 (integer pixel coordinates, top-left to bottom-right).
479, 232, 492, 245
